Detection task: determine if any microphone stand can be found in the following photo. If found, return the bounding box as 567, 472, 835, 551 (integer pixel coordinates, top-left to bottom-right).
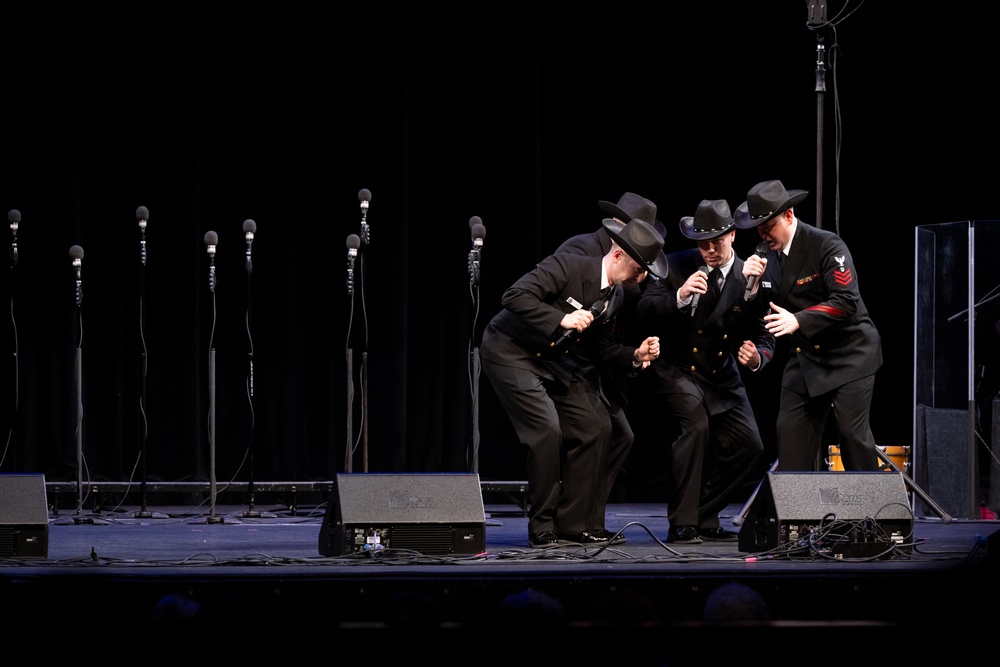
136, 258, 152, 517
807, 1, 828, 230
243, 247, 258, 517
344, 233, 360, 474
130, 208, 165, 519
74, 299, 84, 518
345, 191, 371, 473
467, 217, 485, 473
3, 210, 20, 471
57, 247, 107, 526
191, 233, 235, 525
360, 198, 369, 474
238, 225, 274, 519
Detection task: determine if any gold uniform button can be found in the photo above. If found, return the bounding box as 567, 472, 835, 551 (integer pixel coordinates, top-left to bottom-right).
716, 351, 723, 357
795, 347, 802, 354
722, 334, 728, 340
689, 365, 696, 372
692, 347, 699, 353
813, 344, 821, 350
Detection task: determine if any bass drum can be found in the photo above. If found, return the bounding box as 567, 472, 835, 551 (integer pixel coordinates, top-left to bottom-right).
826, 445, 910, 473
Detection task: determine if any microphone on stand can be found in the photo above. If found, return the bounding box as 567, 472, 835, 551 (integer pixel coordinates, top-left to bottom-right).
136, 206, 149, 267
690, 265, 710, 316
743, 242, 769, 301
9, 209, 21, 269
358, 188, 371, 246
243, 219, 256, 276
69, 245, 84, 307
468, 216, 486, 286
346, 233, 360, 296
204, 231, 218, 293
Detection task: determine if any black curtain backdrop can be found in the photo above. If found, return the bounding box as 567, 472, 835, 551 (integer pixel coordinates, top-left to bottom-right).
2, 5, 998, 498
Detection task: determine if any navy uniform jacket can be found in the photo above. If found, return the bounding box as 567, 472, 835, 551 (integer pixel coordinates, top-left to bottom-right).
555, 228, 643, 407
480, 253, 637, 395
757, 220, 882, 397
636, 248, 774, 415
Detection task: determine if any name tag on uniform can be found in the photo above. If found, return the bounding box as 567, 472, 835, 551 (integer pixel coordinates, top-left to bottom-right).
762, 281, 773, 289
566, 297, 583, 309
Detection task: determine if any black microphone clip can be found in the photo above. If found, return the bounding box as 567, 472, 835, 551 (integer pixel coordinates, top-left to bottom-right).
136, 206, 149, 267
468, 216, 486, 287
69, 245, 84, 307
358, 189, 371, 246
9, 209, 21, 269
204, 231, 218, 293
243, 219, 256, 276
346, 233, 361, 296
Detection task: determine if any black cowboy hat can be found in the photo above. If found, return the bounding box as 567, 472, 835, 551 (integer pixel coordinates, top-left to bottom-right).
602, 217, 669, 279
734, 180, 809, 229
679, 199, 735, 241
599, 192, 667, 240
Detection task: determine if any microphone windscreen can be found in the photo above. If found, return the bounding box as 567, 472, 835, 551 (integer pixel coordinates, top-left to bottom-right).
243, 219, 257, 234
8, 209, 21, 224
136, 206, 149, 221
346, 233, 361, 250
471, 222, 486, 240
204, 231, 218, 246
468, 215, 482, 229
69, 245, 84, 260
358, 188, 371, 203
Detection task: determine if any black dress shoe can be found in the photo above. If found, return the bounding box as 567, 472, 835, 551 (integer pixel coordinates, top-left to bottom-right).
588, 528, 627, 545
698, 527, 739, 542
666, 525, 702, 544
529, 531, 565, 549
559, 530, 610, 547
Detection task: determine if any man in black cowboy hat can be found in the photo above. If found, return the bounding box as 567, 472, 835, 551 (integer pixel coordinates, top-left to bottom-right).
554, 192, 665, 537
480, 217, 666, 548
735, 179, 883, 471
637, 199, 774, 544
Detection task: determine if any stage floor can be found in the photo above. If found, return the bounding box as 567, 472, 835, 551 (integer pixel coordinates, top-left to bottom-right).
2, 495, 996, 649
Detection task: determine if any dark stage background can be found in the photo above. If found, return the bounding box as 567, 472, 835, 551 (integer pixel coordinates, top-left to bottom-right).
1, 4, 998, 505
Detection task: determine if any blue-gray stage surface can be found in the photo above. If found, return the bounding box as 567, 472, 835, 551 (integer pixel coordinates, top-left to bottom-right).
2, 485, 996, 649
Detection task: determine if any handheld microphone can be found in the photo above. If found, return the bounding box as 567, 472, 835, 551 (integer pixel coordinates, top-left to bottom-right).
550, 298, 608, 350
346, 233, 360, 296
9, 209, 20, 269
204, 231, 218, 293
136, 206, 149, 267
69, 245, 84, 306
690, 265, 710, 316
743, 241, 769, 301
358, 188, 371, 246
468, 216, 485, 286
243, 219, 256, 275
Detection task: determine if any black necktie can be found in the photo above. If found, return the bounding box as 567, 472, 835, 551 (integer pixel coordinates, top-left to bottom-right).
710, 268, 722, 296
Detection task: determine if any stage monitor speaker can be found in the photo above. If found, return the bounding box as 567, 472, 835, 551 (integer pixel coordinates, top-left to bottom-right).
0, 473, 49, 558
737, 471, 913, 557
318, 473, 486, 557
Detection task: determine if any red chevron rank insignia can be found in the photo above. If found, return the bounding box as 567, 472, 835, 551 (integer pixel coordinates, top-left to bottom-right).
834, 268, 854, 286
833, 255, 854, 286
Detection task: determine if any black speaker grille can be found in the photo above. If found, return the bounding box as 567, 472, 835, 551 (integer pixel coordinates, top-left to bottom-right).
388, 524, 455, 554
